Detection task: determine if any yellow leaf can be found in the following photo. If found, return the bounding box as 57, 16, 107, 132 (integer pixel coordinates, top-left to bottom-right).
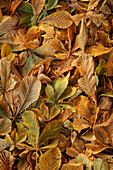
39, 147, 61, 170
40, 11, 73, 29
55, 78, 68, 100
1, 43, 12, 58
86, 46, 112, 57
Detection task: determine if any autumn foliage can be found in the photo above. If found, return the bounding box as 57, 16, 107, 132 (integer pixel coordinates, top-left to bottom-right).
0, 0, 113, 169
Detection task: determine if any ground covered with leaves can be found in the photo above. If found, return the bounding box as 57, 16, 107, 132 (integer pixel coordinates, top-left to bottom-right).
0, 0, 113, 169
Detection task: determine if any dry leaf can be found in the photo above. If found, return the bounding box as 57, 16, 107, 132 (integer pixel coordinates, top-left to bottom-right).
72, 54, 96, 96
10, 0, 23, 14
72, 19, 88, 52
31, 0, 45, 20
61, 163, 84, 170
13, 76, 41, 114
10, 26, 41, 50
0, 150, 15, 170
39, 147, 61, 170
40, 11, 73, 29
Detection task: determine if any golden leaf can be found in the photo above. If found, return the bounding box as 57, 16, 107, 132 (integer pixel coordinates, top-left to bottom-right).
40, 11, 73, 29
39, 147, 61, 170
86, 46, 112, 57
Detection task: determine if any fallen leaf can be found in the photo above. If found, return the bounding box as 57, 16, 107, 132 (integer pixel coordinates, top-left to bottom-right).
39, 147, 61, 170
10, 26, 41, 50
0, 150, 14, 170
40, 11, 73, 29
0, 118, 11, 135
72, 18, 88, 52
31, 0, 45, 20
61, 162, 84, 170
72, 54, 96, 96
75, 153, 91, 170
39, 120, 63, 146
13, 76, 41, 114
0, 15, 19, 36
10, 0, 23, 14
22, 110, 40, 147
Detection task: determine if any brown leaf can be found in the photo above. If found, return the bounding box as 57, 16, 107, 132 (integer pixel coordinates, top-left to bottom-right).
87, 0, 101, 11
93, 115, 113, 146
0, 15, 19, 36
61, 163, 84, 170
51, 38, 69, 59
10, 0, 23, 14
104, 52, 113, 76
0, 150, 15, 170
39, 147, 61, 170
85, 143, 110, 155
40, 11, 73, 29
66, 147, 79, 157
10, 26, 41, 50
73, 118, 91, 130
31, 0, 45, 20
72, 54, 96, 96
72, 96, 98, 124
72, 19, 88, 52
95, 31, 112, 47
13, 76, 41, 114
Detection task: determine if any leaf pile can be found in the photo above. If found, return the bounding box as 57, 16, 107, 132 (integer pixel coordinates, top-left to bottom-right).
0, 0, 113, 169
